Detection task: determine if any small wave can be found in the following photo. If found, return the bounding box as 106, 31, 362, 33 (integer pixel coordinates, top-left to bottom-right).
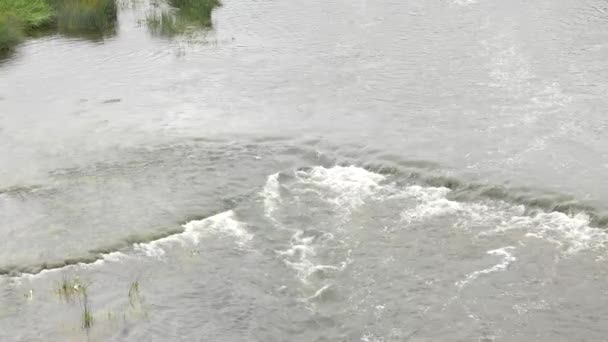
483, 212, 608, 254
399, 185, 462, 223
395, 182, 608, 254
419, 176, 608, 229
18, 251, 128, 281
398, 185, 523, 229
132, 210, 251, 258
363, 162, 608, 228
5, 210, 248, 278
0, 184, 44, 197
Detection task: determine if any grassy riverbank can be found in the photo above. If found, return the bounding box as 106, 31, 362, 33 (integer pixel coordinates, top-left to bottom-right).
0, 0, 117, 52
1, 0, 221, 52
0, 0, 52, 51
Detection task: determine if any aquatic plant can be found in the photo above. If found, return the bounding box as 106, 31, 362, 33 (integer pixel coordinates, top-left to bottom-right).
0, 0, 117, 52
0, 0, 54, 51
127, 278, 149, 319
147, 0, 221, 36
56, 275, 88, 302
55, 275, 95, 330
0, 14, 22, 51
49, 0, 117, 35
169, 0, 220, 26
128, 279, 140, 308
82, 292, 93, 329
0, 0, 54, 29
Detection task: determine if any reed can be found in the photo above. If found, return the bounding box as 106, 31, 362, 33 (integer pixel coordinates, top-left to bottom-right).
82, 292, 93, 330
128, 280, 140, 308
55, 275, 95, 330
56, 275, 88, 303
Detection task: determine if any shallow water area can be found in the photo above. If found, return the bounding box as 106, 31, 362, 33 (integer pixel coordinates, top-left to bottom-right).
2, 0, 608, 340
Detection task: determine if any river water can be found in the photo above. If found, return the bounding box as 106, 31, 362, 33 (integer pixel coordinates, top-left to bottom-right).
1, 0, 608, 340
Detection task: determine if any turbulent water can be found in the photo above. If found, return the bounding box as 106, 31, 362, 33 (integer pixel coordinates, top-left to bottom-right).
1, 0, 608, 340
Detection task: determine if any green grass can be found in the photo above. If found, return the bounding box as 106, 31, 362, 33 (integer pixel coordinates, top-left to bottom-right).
0, 0, 117, 52
0, 0, 54, 51
0, 14, 22, 51
170, 0, 220, 27
0, 0, 54, 29
147, 0, 221, 37
1, 0, 220, 51
50, 0, 117, 35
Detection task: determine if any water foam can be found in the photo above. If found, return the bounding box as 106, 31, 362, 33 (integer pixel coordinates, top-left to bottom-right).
264, 165, 608, 300
261, 172, 281, 222
279, 231, 324, 281
399, 185, 512, 229
398, 184, 607, 254
13, 211, 249, 279
400, 185, 462, 223
456, 247, 516, 288
134, 210, 252, 258
19, 251, 129, 281
303, 284, 333, 302
294, 165, 386, 213
508, 212, 607, 254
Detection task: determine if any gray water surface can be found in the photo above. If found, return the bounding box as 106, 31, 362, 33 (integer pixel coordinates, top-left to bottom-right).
1, 0, 608, 341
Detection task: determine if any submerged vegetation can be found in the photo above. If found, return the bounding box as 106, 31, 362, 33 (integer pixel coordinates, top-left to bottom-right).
56, 275, 88, 303
54, 275, 148, 332
128, 279, 140, 308
0, 0, 117, 52
52, 0, 117, 35
147, 0, 221, 37
55, 275, 94, 329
